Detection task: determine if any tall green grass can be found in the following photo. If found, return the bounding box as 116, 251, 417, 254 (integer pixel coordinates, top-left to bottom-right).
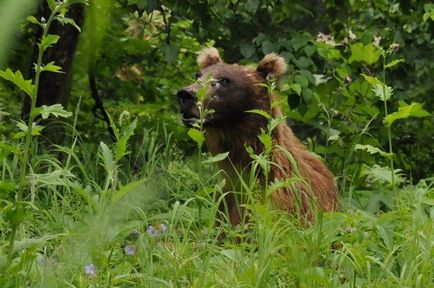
1, 104, 433, 286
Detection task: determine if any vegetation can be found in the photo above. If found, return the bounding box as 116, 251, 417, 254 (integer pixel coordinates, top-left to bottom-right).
0, 0, 433, 287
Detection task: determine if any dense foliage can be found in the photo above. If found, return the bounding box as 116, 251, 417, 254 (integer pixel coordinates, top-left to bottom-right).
0, 0, 433, 286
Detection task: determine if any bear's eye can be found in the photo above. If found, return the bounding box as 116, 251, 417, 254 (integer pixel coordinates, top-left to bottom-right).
220, 78, 230, 85
195, 72, 202, 79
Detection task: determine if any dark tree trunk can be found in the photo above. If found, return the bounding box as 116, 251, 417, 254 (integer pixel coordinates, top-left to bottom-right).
22, 0, 84, 145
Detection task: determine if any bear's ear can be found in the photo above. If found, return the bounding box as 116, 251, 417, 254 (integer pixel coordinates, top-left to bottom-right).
197, 47, 222, 70
257, 53, 287, 78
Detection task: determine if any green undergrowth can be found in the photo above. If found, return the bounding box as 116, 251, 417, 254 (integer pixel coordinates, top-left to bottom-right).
0, 117, 433, 287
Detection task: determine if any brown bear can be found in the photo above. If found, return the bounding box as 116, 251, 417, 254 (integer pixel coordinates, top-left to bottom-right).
177, 47, 338, 225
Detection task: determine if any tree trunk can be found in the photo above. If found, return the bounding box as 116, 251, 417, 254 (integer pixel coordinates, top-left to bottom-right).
22, 0, 84, 145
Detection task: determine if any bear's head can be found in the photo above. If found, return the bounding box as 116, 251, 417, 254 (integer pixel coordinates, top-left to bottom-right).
177, 48, 287, 127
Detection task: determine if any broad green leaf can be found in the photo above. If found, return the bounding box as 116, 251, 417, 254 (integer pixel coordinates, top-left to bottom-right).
372, 83, 393, 102
33, 104, 72, 119
244, 0, 259, 13
162, 43, 179, 63
188, 128, 205, 147
0, 68, 34, 97
258, 131, 273, 152
423, 3, 434, 22
135, 0, 146, 9
246, 109, 271, 119
384, 59, 405, 69
5, 204, 26, 226
14, 121, 43, 136
0, 181, 17, 197
47, 0, 56, 11
39, 34, 60, 51
115, 118, 137, 161
240, 42, 255, 59
41, 61, 63, 73
202, 152, 229, 164
196, 85, 207, 101
316, 43, 341, 60
361, 164, 404, 185
262, 40, 274, 54
99, 141, 115, 170
384, 102, 430, 127
0, 143, 20, 156
290, 83, 302, 95
354, 144, 393, 159
294, 74, 309, 88
349, 43, 381, 65
361, 74, 382, 86
112, 179, 145, 203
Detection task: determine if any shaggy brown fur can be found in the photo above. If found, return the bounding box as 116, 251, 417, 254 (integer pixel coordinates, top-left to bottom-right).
177, 48, 338, 225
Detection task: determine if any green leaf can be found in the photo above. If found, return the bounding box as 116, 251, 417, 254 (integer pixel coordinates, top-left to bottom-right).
244, 0, 259, 13
246, 109, 271, 119
0, 181, 17, 197
33, 169, 75, 186
39, 34, 60, 51
56, 16, 81, 32
40, 61, 63, 73
99, 141, 115, 170
5, 204, 26, 226
354, 144, 393, 159
423, 3, 434, 22
290, 83, 302, 95
384, 59, 405, 69
136, 0, 146, 9
33, 104, 72, 119
361, 164, 404, 185
295, 74, 309, 88
0, 68, 34, 97
0, 143, 20, 157
361, 74, 382, 86
112, 179, 145, 203
47, 0, 56, 11
384, 102, 430, 127
27, 15, 40, 25
188, 128, 205, 147
202, 152, 229, 164
349, 43, 382, 65
162, 43, 179, 63
372, 84, 393, 102
14, 121, 44, 136
115, 118, 137, 161
262, 40, 274, 54
240, 42, 255, 59
258, 131, 273, 152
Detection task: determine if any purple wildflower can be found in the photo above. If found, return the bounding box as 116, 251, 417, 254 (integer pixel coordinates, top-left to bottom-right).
123, 244, 137, 256
84, 263, 97, 278
146, 225, 159, 238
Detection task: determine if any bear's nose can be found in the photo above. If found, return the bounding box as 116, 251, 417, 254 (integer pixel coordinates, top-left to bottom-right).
177, 89, 196, 105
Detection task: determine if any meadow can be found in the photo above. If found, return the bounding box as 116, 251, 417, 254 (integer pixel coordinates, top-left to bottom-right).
1, 0, 433, 287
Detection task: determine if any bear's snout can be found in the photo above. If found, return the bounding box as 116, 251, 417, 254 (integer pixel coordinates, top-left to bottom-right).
177, 89, 196, 105
176, 89, 200, 127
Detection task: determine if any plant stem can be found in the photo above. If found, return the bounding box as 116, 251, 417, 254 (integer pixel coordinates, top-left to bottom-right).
381, 52, 396, 197
6, 6, 58, 266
